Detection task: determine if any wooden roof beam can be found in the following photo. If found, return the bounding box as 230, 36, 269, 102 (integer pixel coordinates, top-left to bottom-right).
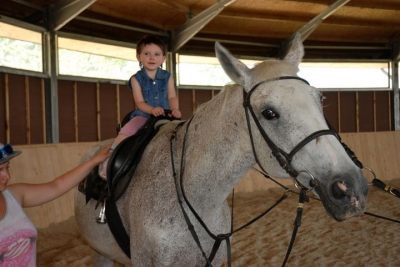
281, 0, 350, 58
286, 0, 400, 11
49, 0, 97, 31
171, 0, 236, 52
151, 0, 190, 14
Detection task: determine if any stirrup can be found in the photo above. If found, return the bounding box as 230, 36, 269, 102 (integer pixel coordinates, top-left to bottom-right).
96, 198, 107, 224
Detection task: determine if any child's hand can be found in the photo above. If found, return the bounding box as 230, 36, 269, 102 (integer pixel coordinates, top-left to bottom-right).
171, 108, 181, 119
152, 107, 164, 117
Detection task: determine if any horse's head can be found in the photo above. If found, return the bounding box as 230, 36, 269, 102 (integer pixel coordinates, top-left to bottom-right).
215, 34, 369, 221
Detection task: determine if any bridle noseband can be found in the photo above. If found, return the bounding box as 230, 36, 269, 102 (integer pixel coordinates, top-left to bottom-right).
243, 76, 339, 186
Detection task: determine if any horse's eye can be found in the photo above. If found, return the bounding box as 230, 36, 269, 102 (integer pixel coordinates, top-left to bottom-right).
262, 109, 279, 120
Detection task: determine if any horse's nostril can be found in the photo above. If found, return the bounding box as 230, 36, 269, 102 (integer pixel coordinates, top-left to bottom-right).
332, 181, 347, 199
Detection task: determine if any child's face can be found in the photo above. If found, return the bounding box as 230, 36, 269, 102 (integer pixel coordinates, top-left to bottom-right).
136, 43, 166, 71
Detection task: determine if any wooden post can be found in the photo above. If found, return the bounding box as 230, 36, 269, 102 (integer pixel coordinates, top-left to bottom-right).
337, 92, 341, 132
356, 91, 359, 132
25, 76, 31, 144
41, 79, 46, 143
373, 91, 377, 132
389, 91, 392, 130
5, 74, 10, 143
74, 81, 78, 142
192, 89, 196, 113
96, 83, 101, 141
116, 84, 121, 123
392, 43, 400, 130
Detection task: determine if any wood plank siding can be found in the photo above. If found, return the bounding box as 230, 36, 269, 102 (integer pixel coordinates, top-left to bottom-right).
0, 73, 393, 145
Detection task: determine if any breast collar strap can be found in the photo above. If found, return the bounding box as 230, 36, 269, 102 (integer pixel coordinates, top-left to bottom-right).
242, 76, 339, 180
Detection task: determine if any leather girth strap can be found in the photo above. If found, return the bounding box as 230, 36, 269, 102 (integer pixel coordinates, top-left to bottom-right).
105, 199, 131, 258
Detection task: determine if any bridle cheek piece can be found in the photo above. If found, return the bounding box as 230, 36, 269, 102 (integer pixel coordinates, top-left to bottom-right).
243, 76, 340, 188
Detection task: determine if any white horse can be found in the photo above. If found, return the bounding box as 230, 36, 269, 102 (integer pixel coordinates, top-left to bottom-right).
74, 34, 369, 267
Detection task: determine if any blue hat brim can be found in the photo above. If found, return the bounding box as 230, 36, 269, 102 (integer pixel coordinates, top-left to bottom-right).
0, 150, 22, 165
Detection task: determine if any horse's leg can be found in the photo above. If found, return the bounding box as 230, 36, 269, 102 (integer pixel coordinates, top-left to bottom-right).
92, 250, 115, 267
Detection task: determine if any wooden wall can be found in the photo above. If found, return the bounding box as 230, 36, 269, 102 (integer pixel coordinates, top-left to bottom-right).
0, 72, 394, 146
323, 91, 392, 132
8, 131, 400, 228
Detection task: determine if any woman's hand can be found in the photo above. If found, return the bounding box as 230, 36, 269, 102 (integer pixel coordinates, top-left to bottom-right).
90, 144, 113, 166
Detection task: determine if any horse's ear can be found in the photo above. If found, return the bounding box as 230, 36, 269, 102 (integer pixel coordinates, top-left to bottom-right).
283, 33, 304, 67
215, 42, 250, 86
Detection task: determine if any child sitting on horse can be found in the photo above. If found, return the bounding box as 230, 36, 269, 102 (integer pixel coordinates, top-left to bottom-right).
99, 34, 182, 179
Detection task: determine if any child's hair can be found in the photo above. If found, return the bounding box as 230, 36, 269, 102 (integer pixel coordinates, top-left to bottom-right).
136, 35, 167, 56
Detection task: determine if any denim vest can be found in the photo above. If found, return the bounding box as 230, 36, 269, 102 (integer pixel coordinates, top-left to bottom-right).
127, 68, 171, 119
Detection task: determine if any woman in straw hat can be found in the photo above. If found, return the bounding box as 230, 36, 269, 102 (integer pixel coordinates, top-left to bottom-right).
0, 142, 111, 266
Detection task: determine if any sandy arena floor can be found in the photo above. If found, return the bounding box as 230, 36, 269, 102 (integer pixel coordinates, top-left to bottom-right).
37, 179, 400, 267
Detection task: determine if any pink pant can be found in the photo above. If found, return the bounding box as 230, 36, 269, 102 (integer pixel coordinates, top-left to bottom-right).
119, 116, 148, 136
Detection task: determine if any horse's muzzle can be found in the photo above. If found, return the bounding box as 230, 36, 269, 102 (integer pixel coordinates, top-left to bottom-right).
317, 178, 369, 221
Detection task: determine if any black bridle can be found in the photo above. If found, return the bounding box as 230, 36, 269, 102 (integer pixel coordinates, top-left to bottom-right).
243, 76, 339, 183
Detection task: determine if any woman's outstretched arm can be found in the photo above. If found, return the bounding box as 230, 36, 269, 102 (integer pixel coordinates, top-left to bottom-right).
9, 144, 111, 208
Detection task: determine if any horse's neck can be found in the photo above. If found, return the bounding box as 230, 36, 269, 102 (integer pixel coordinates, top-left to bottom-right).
182, 86, 255, 212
